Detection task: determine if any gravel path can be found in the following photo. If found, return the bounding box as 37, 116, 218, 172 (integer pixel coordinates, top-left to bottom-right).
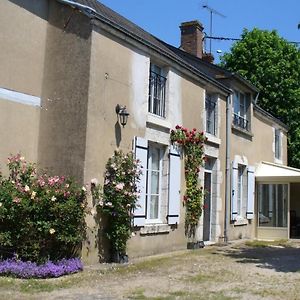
2, 241, 300, 299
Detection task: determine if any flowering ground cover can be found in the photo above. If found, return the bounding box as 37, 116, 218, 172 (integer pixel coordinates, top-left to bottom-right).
0, 258, 82, 279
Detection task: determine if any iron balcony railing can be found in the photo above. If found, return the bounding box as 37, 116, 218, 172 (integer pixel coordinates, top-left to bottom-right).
233, 113, 249, 131
148, 71, 167, 118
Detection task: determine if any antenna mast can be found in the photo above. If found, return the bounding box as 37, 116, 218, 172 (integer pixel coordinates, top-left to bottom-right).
202, 5, 225, 53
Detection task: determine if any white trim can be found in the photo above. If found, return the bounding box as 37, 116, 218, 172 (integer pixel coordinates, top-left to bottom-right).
0, 87, 41, 107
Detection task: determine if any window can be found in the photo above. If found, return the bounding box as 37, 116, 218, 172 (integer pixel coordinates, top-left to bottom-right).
133, 137, 181, 227
233, 91, 250, 131
258, 184, 288, 227
237, 165, 247, 217
148, 64, 166, 117
146, 145, 163, 221
231, 161, 254, 221
205, 94, 217, 135
275, 129, 281, 160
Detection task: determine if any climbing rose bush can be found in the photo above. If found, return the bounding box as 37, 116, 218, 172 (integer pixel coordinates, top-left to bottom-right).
170, 125, 206, 238
0, 154, 87, 264
93, 150, 141, 258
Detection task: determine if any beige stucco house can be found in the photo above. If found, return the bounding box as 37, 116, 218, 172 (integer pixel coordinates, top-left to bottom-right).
1, 0, 299, 264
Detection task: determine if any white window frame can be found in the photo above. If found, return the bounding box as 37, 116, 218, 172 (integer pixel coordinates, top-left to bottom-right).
146, 144, 164, 223
148, 63, 167, 118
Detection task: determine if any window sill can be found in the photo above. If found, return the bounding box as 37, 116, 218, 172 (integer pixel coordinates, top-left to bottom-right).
147, 114, 171, 130
205, 133, 221, 145
232, 124, 253, 139
234, 218, 249, 226
140, 224, 171, 235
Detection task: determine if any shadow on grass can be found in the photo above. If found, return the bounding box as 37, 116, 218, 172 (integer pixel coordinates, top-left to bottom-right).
216, 245, 300, 273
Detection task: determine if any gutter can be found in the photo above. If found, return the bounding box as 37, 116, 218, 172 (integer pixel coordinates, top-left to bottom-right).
56, 0, 231, 95
56, 0, 96, 16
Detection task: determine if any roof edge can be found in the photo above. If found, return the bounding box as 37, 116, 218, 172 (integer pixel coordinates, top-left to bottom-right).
56, 0, 232, 95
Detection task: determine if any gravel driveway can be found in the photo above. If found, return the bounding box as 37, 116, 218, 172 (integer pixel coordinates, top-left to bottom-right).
1, 240, 300, 299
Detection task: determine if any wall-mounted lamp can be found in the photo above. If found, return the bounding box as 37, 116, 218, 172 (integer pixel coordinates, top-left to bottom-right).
115, 104, 130, 128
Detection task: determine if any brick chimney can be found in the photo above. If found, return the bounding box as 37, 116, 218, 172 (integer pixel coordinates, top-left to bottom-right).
180, 20, 204, 59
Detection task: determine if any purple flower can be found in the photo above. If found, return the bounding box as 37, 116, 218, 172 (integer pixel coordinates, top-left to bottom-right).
0, 258, 83, 278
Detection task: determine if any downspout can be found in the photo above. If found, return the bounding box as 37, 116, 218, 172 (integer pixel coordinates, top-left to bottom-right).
224, 92, 232, 243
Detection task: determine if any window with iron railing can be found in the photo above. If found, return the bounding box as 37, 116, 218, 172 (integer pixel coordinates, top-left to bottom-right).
205, 94, 216, 135
233, 91, 250, 131
233, 113, 249, 131
148, 64, 166, 118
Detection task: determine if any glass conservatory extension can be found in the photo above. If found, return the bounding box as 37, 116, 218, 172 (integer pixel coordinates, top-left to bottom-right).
255, 162, 300, 240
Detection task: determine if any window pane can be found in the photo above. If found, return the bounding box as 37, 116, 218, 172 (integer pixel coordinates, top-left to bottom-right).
234, 92, 240, 115
149, 195, 159, 219
146, 145, 163, 221
275, 129, 281, 159
258, 184, 288, 227
240, 93, 245, 117
151, 148, 160, 170
148, 64, 166, 117
151, 171, 159, 194
205, 95, 216, 135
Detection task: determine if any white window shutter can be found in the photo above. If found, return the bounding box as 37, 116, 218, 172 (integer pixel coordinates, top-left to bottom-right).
231, 160, 238, 221
133, 137, 148, 226
247, 165, 255, 219
168, 145, 181, 224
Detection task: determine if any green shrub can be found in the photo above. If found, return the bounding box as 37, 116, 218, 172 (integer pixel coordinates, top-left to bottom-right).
0, 154, 87, 263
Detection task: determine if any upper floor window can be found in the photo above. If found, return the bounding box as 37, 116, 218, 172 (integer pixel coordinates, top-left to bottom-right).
275, 128, 281, 160
233, 91, 250, 131
148, 64, 166, 118
205, 94, 217, 135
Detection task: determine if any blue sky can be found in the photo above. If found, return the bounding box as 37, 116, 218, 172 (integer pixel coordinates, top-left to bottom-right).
99, 0, 300, 62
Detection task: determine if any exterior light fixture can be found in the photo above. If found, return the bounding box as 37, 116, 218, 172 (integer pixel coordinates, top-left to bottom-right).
115, 104, 129, 128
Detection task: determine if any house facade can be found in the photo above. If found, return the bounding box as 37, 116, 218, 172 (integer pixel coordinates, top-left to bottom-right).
0, 0, 296, 264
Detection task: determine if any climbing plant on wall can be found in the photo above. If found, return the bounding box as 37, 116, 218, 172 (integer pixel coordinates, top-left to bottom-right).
170, 125, 206, 238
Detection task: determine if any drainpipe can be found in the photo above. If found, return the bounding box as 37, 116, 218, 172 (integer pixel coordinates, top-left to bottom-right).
224, 92, 232, 243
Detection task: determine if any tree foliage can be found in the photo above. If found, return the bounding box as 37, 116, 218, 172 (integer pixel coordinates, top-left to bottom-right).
220, 28, 300, 167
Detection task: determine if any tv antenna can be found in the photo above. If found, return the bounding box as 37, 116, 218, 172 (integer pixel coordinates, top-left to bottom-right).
202, 5, 226, 53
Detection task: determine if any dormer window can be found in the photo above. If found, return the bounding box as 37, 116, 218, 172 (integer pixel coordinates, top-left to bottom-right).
148, 64, 166, 118
233, 91, 250, 131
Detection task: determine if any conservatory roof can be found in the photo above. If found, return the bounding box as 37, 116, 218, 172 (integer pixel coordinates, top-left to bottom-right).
255, 162, 300, 182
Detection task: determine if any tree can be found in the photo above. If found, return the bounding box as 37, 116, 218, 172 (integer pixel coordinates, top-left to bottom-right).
220, 28, 300, 167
